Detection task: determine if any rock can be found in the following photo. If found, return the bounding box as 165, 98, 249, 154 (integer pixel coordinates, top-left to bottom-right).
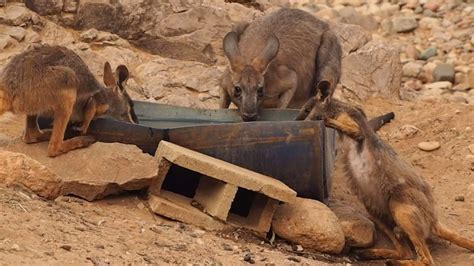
394, 125, 420, 139
63, 0, 78, 13
392, 16, 418, 33
403, 61, 423, 77
466, 70, 474, 89
339, 40, 402, 101
329, 22, 372, 56
0, 5, 32, 26
336, 7, 379, 31
417, 141, 441, 151
3, 141, 158, 201
468, 144, 474, 155
0, 150, 62, 199
433, 64, 455, 82
330, 203, 375, 248
424, 81, 453, 90
419, 47, 437, 60
418, 17, 441, 29
405, 45, 420, 60
79, 28, 99, 42
454, 196, 465, 202
272, 197, 345, 254
0, 34, 16, 50
243, 253, 255, 264
424, 0, 440, 11
0, 25, 27, 42
25, 0, 64, 16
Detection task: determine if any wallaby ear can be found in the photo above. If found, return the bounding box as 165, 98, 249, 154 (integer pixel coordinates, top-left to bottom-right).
316, 80, 332, 104
103, 62, 116, 88
115, 65, 129, 90
223, 31, 244, 72
251, 35, 279, 74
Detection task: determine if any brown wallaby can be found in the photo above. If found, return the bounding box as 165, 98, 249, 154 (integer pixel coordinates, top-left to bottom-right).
220, 8, 342, 121
297, 97, 474, 265
0, 44, 138, 157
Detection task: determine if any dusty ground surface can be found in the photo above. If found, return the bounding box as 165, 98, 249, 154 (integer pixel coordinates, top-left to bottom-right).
1, 98, 473, 265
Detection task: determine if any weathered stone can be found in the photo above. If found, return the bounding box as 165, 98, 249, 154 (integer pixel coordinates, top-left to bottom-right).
405, 45, 420, 60
424, 81, 453, 90
433, 64, 455, 82
403, 61, 423, 77
25, 0, 64, 16
0, 25, 26, 42
63, 0, 78, 13
329, 22, 372, 56
418, 141, 441, 151
79, 28, 99, 42
339, 40, 402, 101
0, 150, 62, 199
418, 17, 441, 29
392, 16, 418, 32
4, 141, 158, 201
272, 197, 345, 254
0, 5, 32, 26
0, 34, 16, 49
330, 203, 375, 248
419, 47, 437, 60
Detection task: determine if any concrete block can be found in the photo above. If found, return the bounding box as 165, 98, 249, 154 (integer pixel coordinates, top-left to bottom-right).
149, 141, 297, 233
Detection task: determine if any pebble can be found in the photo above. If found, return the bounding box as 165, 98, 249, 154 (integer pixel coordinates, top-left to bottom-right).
244, 253, 255, 264
454, 196, 465, 202
403, 61, 423, 77
60, 245, 72, 251
288, 257, 301, 262
417, 141, 441, 151
433, 64, 455, 82
222, 243, 233, 251
424, 81, 452, 90
419, 47, 437, 60
392, 16, 418, 32
469, 144, 474, 155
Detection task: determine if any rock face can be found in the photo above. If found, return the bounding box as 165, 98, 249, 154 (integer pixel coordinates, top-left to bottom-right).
0, 150, 62, 199
329, 203, 375, 248
272, 197, 345, 254
3, 141, 158, 201
338, 40, 402, 101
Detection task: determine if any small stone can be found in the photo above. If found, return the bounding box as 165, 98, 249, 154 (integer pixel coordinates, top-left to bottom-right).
222, 243, 233, 251
0, 34, 16, 50
11, 244, 20, 251
433, 64, 455, 82
405, 45, 420, 60
288, 257, 301, 262
424, 81, 452, 90
417, 141, 441, 151
424, 1, 440, 11
60, 245, 72, 251
468, 144, 474, 155
244, 253, 255, 264
454, 196, 465, 202
296, 245, 304, 252
403, 62, 423, 77
80, 29, 99, 43
419, 47, 437, 60
395, 125, 420, 139
392, 16, 418, 32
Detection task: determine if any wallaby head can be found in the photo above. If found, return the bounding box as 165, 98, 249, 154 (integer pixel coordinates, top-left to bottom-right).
223, 31, 280, 121
100, 62, 138, 124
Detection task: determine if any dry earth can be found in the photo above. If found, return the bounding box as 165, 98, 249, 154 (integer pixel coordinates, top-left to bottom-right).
1, 98, 473, 265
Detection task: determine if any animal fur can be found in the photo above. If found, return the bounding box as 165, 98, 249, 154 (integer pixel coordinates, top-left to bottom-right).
0, 44, 137, 157
220, 8, 342, 121
298, 97, 474, 265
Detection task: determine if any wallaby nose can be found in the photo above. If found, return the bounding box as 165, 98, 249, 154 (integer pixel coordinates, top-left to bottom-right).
241, 112, 258, 121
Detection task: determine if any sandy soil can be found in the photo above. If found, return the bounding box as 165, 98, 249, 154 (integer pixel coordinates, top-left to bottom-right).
0, 98, 473, 265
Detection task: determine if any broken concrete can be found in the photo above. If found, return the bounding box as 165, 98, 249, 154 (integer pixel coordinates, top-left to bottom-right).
149, 141, 296, 233
3, 140, 158, 201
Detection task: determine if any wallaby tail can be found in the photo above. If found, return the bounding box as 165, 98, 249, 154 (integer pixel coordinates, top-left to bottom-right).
433, 223, 474, 251
368, 112, 395, 132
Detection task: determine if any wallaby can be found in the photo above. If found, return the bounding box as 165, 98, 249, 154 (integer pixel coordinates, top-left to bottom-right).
0, 44, 138, 157
220, 8, 342, 121
297, 97, 474, 265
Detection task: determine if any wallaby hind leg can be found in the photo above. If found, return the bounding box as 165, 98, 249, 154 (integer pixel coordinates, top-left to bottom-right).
47, 89, 95, 157
354, 216, 411, 261
23, 115, 52, 144
390, 200, 435, 265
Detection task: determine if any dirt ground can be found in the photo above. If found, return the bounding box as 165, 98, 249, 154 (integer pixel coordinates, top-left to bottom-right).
0, 98, 473, 265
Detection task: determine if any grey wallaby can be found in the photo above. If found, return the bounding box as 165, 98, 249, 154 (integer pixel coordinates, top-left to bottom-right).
297, 97, 474, 265
220, 8, 342, 121
0, 44, 138, 157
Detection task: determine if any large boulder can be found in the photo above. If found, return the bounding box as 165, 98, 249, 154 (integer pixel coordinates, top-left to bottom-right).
25, 0, 63, 16
272, 197, 345, 254
3, 141, 158, 201
329, 202, 375, 248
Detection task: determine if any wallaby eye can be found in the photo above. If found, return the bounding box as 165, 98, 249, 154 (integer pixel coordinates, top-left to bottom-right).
234, 86, 242, 97
257, 86, 264, 98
